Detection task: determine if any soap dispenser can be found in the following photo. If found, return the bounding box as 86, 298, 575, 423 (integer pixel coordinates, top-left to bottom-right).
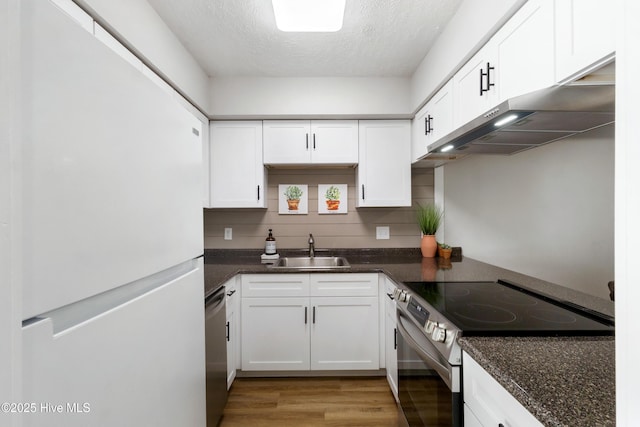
265, 229, 277, 255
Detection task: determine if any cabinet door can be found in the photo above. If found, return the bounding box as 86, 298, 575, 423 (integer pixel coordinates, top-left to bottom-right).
241, 297, 310, 371
493, 0, 555, 102
452, 42, 497, 129
555, 0, 616, 83
413, 81, 454, 161
384, 280, 398, 401
225, 279, 239, 388
263, 120, 312, 164
210, 121, 266, 208
310, 296, 379, 370
357, 121, 411, 207
310, 120, 358, 164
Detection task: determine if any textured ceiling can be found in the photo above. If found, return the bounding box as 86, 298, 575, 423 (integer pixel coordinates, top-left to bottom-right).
146, 0, 463, 78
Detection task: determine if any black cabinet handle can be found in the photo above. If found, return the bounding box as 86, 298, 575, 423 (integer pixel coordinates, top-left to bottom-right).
257, 185, 260, 201
427, 115, 433, 134
480, 62, 495, 95
386, 292, 395, 300
313, 133, 316, 149
306, 133, 309, 150
304, 307, 308, 324
312, 306, 316, 324
226, 289, 236, 297
361, 184, 365, 200
226, 321, 230, 342
394, 328, 397, 350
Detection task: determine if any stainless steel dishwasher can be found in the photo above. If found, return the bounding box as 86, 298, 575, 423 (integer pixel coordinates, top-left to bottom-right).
205, 285, 227, 426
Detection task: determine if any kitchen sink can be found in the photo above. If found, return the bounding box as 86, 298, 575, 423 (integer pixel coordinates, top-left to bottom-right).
268, 256, 351, 270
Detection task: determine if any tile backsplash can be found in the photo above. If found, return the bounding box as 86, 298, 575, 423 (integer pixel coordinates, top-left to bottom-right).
204, 168, 434, 250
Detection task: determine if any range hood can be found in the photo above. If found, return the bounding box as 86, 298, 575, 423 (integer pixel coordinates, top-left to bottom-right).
424, 84, 615, 158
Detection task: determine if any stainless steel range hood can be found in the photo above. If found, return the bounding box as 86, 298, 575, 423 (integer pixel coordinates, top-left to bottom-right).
424, 84, 615, 158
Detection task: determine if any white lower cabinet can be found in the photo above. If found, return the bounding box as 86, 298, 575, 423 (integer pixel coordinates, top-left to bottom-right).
311, 296, 379, 370
241, 296, 311, 371
384, 278, 398, 401
463, 351, 543, 427
240, 273, 379, 372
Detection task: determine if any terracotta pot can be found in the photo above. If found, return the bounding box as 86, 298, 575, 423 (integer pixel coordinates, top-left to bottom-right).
420, 235, 438, 258
287, 199, 300, 210
440, 248, 452, 259
326, 200, 340, 210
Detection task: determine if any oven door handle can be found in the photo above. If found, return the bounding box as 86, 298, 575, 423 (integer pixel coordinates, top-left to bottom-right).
396, 309, 455, 391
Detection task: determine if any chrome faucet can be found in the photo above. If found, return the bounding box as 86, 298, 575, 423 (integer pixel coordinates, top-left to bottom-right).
308, 234, 315, 258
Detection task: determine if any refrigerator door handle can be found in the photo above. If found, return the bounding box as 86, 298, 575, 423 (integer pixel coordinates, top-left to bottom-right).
25, 259, 200, 336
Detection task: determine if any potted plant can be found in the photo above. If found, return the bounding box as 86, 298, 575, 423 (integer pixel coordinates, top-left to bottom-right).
284, 185, 303, 210
325, 185, 341, 210
437, 242, 452, 259
416, 202, 443, 258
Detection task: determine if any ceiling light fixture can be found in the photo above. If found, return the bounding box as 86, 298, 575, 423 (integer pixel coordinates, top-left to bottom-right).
272, 0, 346, 32
440, 144, 455, 153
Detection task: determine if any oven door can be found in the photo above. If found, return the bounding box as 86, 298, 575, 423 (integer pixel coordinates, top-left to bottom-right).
396, 309, 462, 427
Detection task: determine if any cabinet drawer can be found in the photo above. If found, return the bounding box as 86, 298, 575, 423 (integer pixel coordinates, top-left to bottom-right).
463, 352, 543, 427
241, 274, 309, 297
310, 273, 378, 297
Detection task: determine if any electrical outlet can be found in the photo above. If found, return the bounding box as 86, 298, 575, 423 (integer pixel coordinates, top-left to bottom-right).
376, 226, 390, 240
224, 228, 232, 240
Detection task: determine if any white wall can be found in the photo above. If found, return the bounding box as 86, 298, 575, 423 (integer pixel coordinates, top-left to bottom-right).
442, 125, 614, 300
0, 0, 21, 420
616, 0, 640, 424
74, 0, 210, 112
409, 0, 525, 112
209, 77, 411, 119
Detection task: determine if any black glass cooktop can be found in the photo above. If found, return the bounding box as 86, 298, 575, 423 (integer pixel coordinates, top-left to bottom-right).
403, 280, 615, 336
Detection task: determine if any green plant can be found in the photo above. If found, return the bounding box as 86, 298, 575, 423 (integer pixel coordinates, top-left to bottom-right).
416, 203, 443, 235
325, 185, 341, 200
284, 185, 303, 200
438, 242, 451, 249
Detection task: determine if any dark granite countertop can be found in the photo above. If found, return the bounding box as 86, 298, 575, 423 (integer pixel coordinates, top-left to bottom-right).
460, 336, 615, 427
203, 248, 615, 426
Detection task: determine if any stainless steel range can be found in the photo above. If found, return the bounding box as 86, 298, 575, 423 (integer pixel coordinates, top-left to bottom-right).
393, 279, 614, 427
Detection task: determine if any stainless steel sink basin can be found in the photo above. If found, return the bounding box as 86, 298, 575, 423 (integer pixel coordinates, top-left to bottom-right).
269, 256, 351, 270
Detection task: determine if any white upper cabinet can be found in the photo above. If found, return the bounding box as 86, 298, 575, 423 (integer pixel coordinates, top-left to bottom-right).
263, 120, 358, 165
452, 41, 498, 129
492, 0, 555, 101
357, 120, 411, 207
555, 0, 616, 83
209, 121, 266, 208
452, 0, 555, 128
412, 80, 454, 161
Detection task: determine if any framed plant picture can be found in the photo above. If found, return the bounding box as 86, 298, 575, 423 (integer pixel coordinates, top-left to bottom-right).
278, 184, 308, 214
318, 184, 348, 214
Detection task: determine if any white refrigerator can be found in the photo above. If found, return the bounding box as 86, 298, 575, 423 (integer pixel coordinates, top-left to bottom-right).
20, 1, 206, 426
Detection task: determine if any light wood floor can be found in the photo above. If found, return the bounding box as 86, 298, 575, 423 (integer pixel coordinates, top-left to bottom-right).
219, 377, 400, 427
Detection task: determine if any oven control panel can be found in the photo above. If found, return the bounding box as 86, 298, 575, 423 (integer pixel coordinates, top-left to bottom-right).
407, 298, 429, 327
